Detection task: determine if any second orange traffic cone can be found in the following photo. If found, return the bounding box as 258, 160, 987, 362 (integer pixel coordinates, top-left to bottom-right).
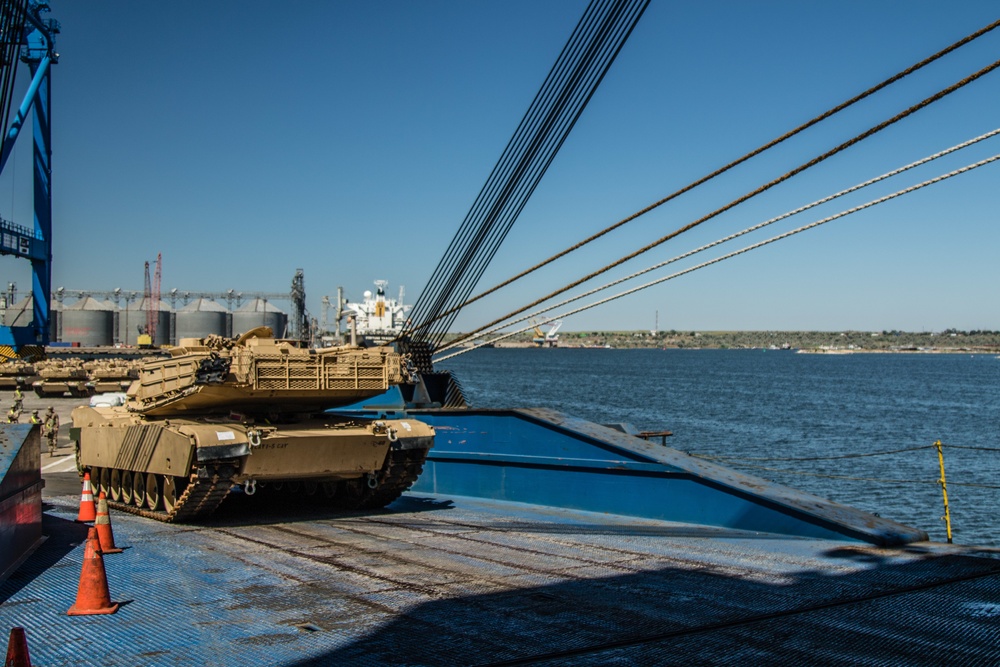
4, 626, 31, 667
67, 527, 119, 616
94, 492, 123, 554
75, 472, 96, 523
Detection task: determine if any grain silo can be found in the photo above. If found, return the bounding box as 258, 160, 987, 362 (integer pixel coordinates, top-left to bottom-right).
118, 297, 172, 346
232, 298, 287, 338
175, 298, 228, 340
62, 296, 115, 346
2, 295, 33, 327
50, 299, 60, 342
2, 295, 61, 342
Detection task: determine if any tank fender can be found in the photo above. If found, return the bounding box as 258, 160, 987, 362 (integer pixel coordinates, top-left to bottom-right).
387, 419, 435, 451
179, 424, 251, 462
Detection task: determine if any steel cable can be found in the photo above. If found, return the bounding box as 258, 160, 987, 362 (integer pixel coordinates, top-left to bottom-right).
408, 0, 616, 338
697, 462, 1000, 490
694, 444, 938, 463
435, 151, 1000, 360
416, 0, 647, 349
940, 444, 1000, 452
418, 17, 1000, 341
421, 1, 646, 349
443, 55, 1000, 351
438, 128, 1000, 353
409, 0, 613, 335
406, 0, 650, 349
716, 464, 936, 485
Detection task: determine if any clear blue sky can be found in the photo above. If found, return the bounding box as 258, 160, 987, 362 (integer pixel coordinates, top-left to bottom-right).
1, 1, 998, 332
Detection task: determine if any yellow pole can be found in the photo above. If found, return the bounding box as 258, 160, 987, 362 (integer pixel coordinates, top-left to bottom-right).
935, 440, 953, 544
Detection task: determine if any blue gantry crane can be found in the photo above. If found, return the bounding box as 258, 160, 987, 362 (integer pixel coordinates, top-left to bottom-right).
0, 0, 58, 353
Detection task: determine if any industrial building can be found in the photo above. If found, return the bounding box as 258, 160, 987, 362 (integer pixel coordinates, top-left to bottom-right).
1, 290, 290, 347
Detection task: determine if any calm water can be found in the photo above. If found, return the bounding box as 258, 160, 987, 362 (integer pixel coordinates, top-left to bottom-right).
439, 348, 1000, 547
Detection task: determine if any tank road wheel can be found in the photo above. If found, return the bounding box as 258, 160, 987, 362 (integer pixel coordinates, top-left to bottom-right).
121, 471, 134, 505
162, 475, 188, 514
132, 472, 146, 508
110, 469, 122, 502
144, 472, 161, 510
95, 468, 107, 497
99, 468, 111, 499
321, 481, 338, 499
90, 467, 103, 497
302, 480, 318, 496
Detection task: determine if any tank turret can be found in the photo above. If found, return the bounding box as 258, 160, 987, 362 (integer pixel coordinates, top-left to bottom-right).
33, 360, 90, 397
0, 360, 36, 390
128, 326, 411, 416
71, 328, 433, 522
85, 359, 139, 394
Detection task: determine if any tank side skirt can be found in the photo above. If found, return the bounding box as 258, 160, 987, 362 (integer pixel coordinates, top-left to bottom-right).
77, 424, 195, 478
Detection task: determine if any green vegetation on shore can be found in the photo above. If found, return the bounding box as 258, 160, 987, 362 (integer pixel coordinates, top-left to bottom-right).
454, 329, 1000, 352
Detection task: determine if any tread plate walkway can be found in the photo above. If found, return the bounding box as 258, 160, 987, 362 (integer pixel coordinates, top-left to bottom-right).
1, 492, 998, 666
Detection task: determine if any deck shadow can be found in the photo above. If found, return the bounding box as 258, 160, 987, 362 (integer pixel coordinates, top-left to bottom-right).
0, 512, 88, 605
281, 550, 1000, 666
200, 492, 456, 528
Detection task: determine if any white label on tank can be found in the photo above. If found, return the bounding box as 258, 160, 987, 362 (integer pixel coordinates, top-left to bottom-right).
400, 421, 412, 431
217, 431, 236, 441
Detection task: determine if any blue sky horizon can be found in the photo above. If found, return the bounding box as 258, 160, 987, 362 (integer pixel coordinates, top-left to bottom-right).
1, 1, 998, 333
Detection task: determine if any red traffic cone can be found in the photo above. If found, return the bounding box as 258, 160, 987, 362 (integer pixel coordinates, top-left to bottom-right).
4, 627, 31, 667
94, 492, 123, 554
67, 527, 120, 616
75, 472, 97, 523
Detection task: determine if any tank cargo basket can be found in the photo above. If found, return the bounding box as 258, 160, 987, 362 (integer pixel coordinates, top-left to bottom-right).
231, 339, 404, 391
130, 336, 405, 415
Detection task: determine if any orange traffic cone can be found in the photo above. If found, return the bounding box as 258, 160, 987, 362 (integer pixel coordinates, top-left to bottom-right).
75, 472, 97, 523
4, 627, 31, 667
94, 492, 123, 554
67, 527, 119, 616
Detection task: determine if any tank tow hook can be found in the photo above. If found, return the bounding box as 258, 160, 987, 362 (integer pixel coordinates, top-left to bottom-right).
244, 479, 257, 496
365, 473, 379, 489
247, 429, 262, 449
372, 421, 398, 443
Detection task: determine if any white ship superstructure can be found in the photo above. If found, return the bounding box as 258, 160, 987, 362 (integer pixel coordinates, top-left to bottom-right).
345, 280, 411, 344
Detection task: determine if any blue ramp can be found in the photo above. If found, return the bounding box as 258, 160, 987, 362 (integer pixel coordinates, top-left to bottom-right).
407, 408, 926, 546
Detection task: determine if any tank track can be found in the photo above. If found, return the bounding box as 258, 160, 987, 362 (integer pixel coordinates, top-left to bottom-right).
232, 446, 429, 512
334, 446, 428, 510
103, 462, 237, 523
94, 446, 427, 521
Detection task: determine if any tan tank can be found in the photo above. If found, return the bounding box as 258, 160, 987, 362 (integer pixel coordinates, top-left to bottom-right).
84, 359, 140, 394
32, 360, 90, 397
70, 327, 434, 522
0, 360, 35, 389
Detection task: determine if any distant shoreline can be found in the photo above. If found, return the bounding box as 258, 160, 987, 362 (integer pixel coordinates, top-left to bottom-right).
484, 344, 998, 354
451, 329, 1000, 353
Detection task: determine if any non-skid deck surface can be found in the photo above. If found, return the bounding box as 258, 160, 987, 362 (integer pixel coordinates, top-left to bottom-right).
1, 492, 998, 666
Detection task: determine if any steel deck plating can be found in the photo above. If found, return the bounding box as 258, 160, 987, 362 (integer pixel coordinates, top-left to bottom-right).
1, 492, 998, 666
